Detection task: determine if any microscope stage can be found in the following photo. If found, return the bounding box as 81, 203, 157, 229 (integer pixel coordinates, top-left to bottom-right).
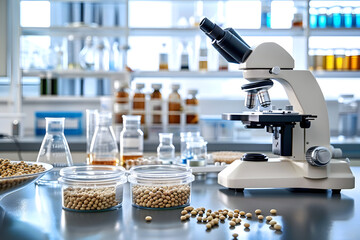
222, 112, 315, 123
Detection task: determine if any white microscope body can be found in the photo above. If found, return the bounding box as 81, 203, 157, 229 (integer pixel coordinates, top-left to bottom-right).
218, 42, 355, 191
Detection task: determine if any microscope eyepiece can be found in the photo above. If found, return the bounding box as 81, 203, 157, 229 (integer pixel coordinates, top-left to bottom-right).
199, 17, 252, 64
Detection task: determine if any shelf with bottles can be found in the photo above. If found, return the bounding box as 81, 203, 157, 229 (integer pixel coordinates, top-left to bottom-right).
309, 28, 360, 36
312, 71, 360, 78
131, 71, 242, 79
22, 69, 129, 79
22, 96, 103, 103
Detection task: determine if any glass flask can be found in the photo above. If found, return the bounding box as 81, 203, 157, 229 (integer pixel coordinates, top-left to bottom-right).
338, 94, 358, 138
36, 118, 73, 186
89, 112, 119, 166
120, 115, 144, 167
157, 133, 175, 164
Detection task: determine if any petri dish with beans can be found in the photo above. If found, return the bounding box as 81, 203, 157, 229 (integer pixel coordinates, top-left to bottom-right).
58, 165, 127, 212
128, 165, 195, 209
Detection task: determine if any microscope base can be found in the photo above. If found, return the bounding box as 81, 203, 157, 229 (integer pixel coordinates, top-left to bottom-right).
218, 159, 355, 190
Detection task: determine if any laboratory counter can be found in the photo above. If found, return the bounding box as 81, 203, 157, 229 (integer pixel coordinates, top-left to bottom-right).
1, 136, 360, 158
0, 167, 359, 240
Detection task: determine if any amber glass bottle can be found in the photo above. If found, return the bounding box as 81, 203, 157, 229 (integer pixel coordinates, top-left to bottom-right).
168, 84, 181, 124
150, 83, 162, 124
133, 83, 146, 124
185, 89, 199, 124
114, 81, 130, 124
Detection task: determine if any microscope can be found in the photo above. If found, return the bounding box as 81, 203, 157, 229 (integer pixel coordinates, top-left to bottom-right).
200, 18, 354, 192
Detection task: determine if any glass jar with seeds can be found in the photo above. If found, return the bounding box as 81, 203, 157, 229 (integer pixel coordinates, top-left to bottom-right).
128, 165, 195, 209
58, 166, 127, 212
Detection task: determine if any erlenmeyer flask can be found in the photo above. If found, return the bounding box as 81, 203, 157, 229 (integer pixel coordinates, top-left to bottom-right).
36, 118, 73, 186
89, 111, 119, 166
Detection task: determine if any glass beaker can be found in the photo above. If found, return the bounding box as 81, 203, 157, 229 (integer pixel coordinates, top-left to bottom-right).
186, 141, 207, 167
36, 118, 73, 186
86, 109, 98, 164
180, 131, 201, 163
338, 94, 358, 138
120, 115, 144, 167
157, 133, 175, 164
89, 111, 119, 166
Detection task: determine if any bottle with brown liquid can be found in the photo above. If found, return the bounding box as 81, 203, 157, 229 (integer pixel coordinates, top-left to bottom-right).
132, 83, 146, 124
185, 89, 199, 124
168, 83, 182, 124
120, 115, 143, 167
150, 83, 163, 124
198, 40, 208, 71
159, 43, 169, 71
114, 81, 130, 124
89, 111, 119, 166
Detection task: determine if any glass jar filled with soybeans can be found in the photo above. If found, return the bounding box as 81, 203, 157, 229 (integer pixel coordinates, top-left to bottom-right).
59, 166, 127, 212
128, 165, 195, 209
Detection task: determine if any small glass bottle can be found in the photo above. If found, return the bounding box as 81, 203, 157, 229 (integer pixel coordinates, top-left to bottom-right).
79, 36, 95, 70
157, 133, 175, 164
354, 7, 360, 28
132, 83, 146, 124
180, 42, 190, 71
36, 118, 73, 185
168, 83, 181, 124
334, 49, 345, 71
350, 49, 359, 71
198, 40, 208, 71
338, 94, 358, 138
120, 115, 144, 167
325, 49, 335, 71
309, 7, 318, 28
94, 37, 110, 71
185, 89, 199, 124
159, 43, 169, 71
150, 83, 163, 124
261, 0, 271, 28
40, 73, 47, 96
218, 54, 228, 71
318, 7, 327, 28
89, 111, 119, 166
114, 81, 130, 124
343, 7, 353, 28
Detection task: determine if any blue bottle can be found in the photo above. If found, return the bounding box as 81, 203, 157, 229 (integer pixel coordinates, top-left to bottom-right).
343, 7, 353, 28
331, 6, 342, 28
318, 8, 327, 28
309, 7, 318, 28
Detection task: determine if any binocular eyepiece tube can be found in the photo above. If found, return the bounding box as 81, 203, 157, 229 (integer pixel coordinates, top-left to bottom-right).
199, 17, 252, 64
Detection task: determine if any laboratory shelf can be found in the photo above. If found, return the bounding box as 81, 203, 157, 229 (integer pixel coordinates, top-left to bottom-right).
131, 71, 243, 78
21, 26, 305, 38
22, 69, 129, 79
313, 71, 360, 78
22, 96, 102, 103
309, 28, 360, 37
21, 26, 127, 37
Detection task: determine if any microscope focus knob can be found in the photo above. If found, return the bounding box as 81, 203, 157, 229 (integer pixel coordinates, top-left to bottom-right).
306, 146, 331, 167
270, 66, 281, 75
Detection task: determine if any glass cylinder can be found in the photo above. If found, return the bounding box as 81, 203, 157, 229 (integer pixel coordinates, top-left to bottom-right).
86, 109, 98, 164
120, 115, 144, 167
36, 118, 73, 185
157, 133, 175, 164
338, 94, 358, 138
89, 112, 119, 166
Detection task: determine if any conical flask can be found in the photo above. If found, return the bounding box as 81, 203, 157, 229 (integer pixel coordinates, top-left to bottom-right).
36, 117, 73, 186
89, 111, 119, 166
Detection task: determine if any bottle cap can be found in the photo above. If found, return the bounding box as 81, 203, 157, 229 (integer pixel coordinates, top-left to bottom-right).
151, 83, 162, 90
187, 89, 198, 95
136, 83, 145, 89
171, 84, 180, 91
